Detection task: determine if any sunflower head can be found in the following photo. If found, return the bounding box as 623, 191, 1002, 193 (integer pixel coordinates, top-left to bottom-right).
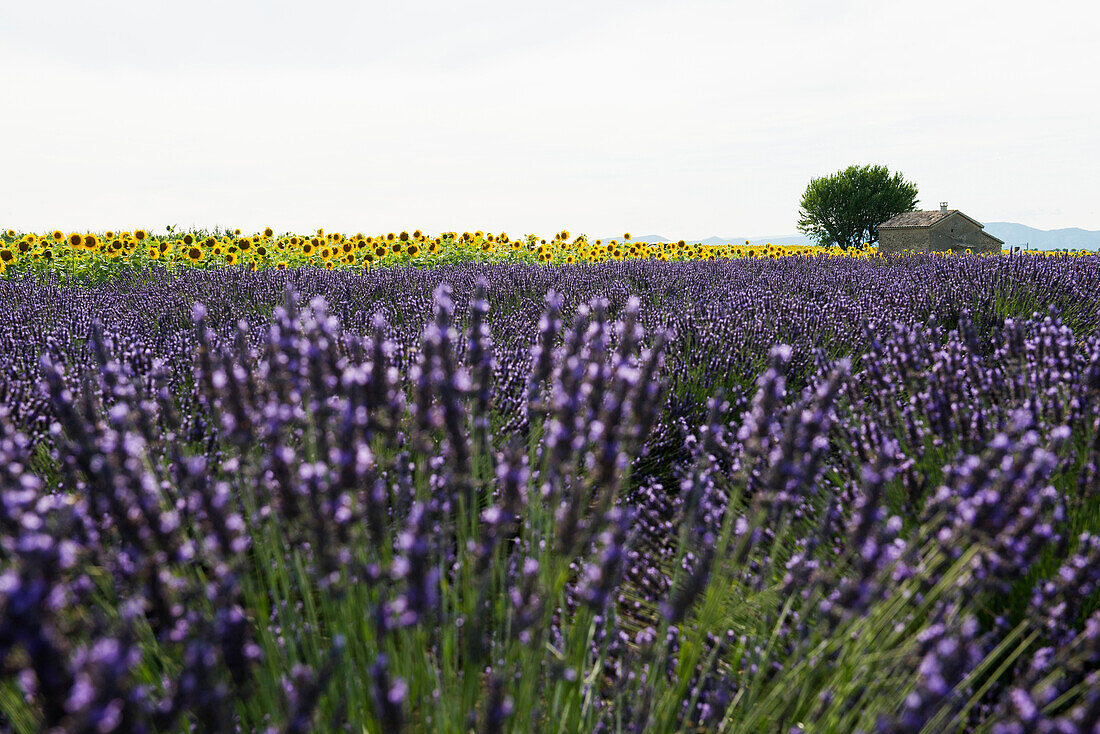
134, 229, 147, 241
52, 230, 64, 242
187, 246, 203, 262
68, 233, 83, 248
264, 227, 274, 238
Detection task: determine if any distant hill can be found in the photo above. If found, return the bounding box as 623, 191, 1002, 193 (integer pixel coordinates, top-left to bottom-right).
982, 223, 1100, 251
608, 224, 1100, 252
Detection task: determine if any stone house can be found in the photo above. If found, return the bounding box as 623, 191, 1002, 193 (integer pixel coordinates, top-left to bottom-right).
877, 203, 1004, 253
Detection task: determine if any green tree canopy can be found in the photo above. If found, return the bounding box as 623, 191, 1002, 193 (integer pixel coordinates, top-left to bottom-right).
797, 165, 919, 249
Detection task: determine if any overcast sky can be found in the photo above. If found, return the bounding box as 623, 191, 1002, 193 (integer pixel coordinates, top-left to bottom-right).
2, 0, 1097, 238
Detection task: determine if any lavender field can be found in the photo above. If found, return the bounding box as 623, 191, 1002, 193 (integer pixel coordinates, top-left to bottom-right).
2, 255, 1100, 732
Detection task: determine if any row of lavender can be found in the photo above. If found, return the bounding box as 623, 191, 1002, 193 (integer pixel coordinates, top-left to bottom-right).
2, 256, 1100, 732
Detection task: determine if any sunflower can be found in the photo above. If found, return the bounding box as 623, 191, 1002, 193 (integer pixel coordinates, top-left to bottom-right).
134, 229, 147, 241
302, 243, 315, 256
263, 227, 274, 238
316, 228, 324, 237
233, 228, 241, 236
187, 246, 203, 262
83, 233, 99, 250
255, 245, 267, 257
51, 230, 64, 242
0, 248, 14, 263
182, 233, 194, 246
323, 261, 335, 270
148, 246, 160, 259
238, 237, 252, 251
4, 229, 13, 238
159, 240, 171, 254
428, 241, 440, 254
407, 243, 420, 257
276, 261, 288, 270
68, 233, 83, 248
226, 252, 238, 265
374, 245, 386, 258
320, 247, 332, 260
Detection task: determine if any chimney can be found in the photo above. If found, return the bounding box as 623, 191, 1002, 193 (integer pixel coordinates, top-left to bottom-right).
940, 202, 948, 214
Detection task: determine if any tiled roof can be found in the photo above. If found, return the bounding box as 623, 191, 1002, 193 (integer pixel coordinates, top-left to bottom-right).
878, 210, 958, 228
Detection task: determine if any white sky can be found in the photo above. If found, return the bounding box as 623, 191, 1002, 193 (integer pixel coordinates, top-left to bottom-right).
2, 0, 1097, 238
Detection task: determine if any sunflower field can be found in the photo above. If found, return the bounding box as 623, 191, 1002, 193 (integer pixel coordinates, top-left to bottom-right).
3, 226, 1094, 282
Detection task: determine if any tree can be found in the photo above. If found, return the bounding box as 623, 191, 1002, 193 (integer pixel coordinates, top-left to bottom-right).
797, 165, 919, 250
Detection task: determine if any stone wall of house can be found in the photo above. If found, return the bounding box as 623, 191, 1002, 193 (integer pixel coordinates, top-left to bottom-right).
929, 214, 999, 253
878, 214, 1001, 254
878, 227, 931, 252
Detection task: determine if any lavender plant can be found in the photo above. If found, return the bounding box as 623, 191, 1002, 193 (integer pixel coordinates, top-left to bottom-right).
1, 254, 1099, 732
